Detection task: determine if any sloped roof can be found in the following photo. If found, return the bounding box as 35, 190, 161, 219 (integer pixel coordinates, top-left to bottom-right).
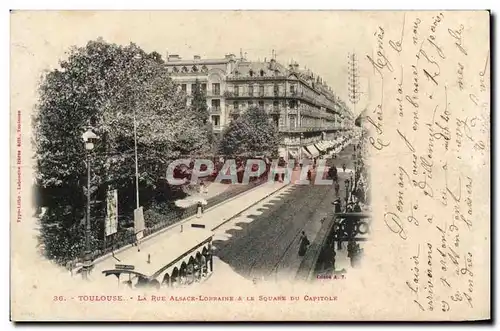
231, 60, 288, 76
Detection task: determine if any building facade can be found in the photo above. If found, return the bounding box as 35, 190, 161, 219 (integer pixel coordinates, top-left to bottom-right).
165, 53, 354, 161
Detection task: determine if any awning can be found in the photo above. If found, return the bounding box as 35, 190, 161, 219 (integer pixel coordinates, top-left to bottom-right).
324, 141, 334, 149
289, 149, 299, 159
315, 142, 327, 152
278, 148, 287, 158
305, 145, 320, 158
301, 147, 312, 158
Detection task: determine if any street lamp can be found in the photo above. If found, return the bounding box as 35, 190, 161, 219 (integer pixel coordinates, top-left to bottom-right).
82, 127, 99, 280
129, 53, 144, 242
132, 53, 142, 211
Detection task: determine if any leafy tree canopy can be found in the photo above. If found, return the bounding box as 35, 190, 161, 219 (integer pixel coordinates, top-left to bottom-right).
34, 38, 212, 262
218, 107, 279, 158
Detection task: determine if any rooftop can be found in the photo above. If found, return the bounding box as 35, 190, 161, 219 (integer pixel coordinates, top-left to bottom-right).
165, 52, 349, 110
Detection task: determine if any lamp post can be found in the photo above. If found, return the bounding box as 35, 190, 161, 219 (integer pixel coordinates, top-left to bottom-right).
133, 105, 140, 210
132, 53, 142, 210
81, 127, 98, 280
127, 53, 146, 244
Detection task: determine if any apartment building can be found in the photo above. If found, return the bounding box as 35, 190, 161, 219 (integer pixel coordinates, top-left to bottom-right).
165, 53, 353, 161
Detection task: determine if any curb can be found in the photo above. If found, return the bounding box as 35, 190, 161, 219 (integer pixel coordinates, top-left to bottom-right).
211, 183, 290, 231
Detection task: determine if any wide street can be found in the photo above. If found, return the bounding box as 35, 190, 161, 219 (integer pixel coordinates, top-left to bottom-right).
211, 144, 357, 283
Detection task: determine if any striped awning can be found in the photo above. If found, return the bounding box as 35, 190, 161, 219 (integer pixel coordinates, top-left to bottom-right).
306, 145, 320, 158
301, 147, 312, 158
315, 142, 327, 152
289, 149, 299, 159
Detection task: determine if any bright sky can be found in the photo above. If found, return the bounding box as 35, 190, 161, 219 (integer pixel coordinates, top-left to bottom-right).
10, 11, 396, 117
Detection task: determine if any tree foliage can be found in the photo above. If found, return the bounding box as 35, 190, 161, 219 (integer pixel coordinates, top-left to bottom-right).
218, 107, 280, 158
34, 38, 211, 263
190, 79, 209, 125
190, 79, 214, 152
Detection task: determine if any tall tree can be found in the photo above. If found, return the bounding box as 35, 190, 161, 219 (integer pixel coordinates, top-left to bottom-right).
34, 38, 211, 263
190, 79, 214, 155
219, 107, 280, 158
190, 79, 209, 125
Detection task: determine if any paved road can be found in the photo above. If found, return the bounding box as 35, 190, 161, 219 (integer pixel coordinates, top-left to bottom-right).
212, 144, 357, 282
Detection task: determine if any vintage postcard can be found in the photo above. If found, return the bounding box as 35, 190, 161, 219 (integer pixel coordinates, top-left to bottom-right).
10, 10, 490, 321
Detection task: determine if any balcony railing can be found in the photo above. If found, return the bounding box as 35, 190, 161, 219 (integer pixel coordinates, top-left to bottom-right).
220, 85, 349, 113
226, 75, 287, 81
210, 106, 221, 113
278, 126, 341, 133
208, 91, 221, 97
223, 90, 289, 98
270, 107, 281, 114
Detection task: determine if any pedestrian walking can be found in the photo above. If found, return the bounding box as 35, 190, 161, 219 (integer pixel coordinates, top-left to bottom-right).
333, 197, 341, 213
354, 201, 362, 212
332, 249, 337, 272
342, 163, 346, 172
334, 180, 340, 197
298, 231, 310, 256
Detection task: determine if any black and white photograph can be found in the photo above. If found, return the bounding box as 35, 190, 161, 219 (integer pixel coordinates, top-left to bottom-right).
10, 10, 490, 321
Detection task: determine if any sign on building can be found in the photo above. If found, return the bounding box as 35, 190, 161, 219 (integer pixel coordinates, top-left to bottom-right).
105, 189, 118, 236
115, 264, 135, 270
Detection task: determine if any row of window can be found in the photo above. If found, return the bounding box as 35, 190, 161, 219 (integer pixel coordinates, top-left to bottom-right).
210, 113, 330, 129
209, 99, 302, 111
209, 112, 338, 130
180, 83, 297, 97
232, 84, 296, 96
181, 83, 220, 95
234, 69, 281, 77
229, 100, 299, 110
169, 65, 209, 74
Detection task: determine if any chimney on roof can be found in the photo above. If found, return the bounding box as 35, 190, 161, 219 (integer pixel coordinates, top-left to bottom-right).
168, 54, 182, 61
269, 57, 276, 70
193, 55, 201, 60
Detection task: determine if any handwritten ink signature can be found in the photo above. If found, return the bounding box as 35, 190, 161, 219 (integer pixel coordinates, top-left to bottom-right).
448, 24, 468, 56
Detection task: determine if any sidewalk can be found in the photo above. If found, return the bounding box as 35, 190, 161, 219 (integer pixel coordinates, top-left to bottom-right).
91, 180, 288, 270
188, 181, 287, 231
